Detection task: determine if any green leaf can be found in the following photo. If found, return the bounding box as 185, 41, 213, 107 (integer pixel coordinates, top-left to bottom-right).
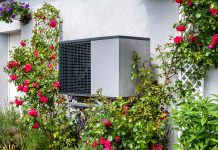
201, 117, 207, 126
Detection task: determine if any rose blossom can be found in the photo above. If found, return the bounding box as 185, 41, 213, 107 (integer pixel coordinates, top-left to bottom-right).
33, 50, 38, 57
8, 61, 18, 69
24, 80, 30, 86
32, 82, 39, 88
54, 81, 60, 88
102, 118, 112, 128
190, 35, 197, 43
20, 40, 26, 47
28, 109, 38, 117
210, 8, 218, 16
32, 122, 39, 129
49, 19, 57, 28
176, 25, 186, 32
212, 34, 218, 46
99, 138, 106, 145
174, 36, 183, 44
10, 74, 18, 81
92, 141, 98, 148
40, 96, 49, 103
175, 0, 184, 4
24, 64, 32, 72
17, 85, 24, 91
187, 0, 192, 6
38, 90, 43, 97
50, 54, 56, 60
115, 136, 122, 143
50, 45, 55, 51
15, 99, 23, 105
23, 86, 29, 93
104, 140, 111, 148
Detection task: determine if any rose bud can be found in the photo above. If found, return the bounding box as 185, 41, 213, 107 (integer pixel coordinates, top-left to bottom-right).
115, 136, 122, 143
54, 81, 60, 88
23, 86, 29, 93
176, 25, 186, 32
24, 80, 30, 86
174, 36, 183, 44
10, 74, 18, 81
20, 40, 26, 47
24, 64, 32, 72
32, 122, 39, 129
28, 109, 38, 117
15, 99, 23, 106
17, 85, 24, 91
50, 45, 55, 51
49, 19, 57, 28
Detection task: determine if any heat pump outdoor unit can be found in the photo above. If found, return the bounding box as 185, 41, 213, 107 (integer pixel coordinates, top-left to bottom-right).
58, 36, 150, 97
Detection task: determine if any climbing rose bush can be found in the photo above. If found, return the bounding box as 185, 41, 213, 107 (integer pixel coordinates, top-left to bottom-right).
4, 3, 79, 149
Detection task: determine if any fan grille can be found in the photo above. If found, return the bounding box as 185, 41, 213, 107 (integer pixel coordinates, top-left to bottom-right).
59, 41, 91, 95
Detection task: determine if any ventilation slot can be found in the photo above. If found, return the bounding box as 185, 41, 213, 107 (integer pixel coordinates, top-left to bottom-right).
59, 41, 91, 95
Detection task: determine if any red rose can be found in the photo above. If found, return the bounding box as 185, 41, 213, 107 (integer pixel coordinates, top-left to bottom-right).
212, 34, 218, 46
32, 82, 39, 88
187, 0, 191, 6
23, 86, 29, 93
174, 36, 183, 44
15, 99, 23, 105
115, 136, 121, 143
92, 141, 98, 148
32, 122, 39, 129
40, 96, 48, 103
50, 54, 56, 60
20, 40, 26, 47
175, 0, 184, 4
24, 80, 30, 86
28, 109, 38, 117
210, 8, 218, 16
10, 74, 18, 81
151, 144, 164, 150
160, 111, 169, 121
104, 140, 111, 148
102, 118, 112, 128
33, 50, 38, 57
99, 138, 106, 145
38, 90, 43, 97
24, 64, 32, 72
49, 19, 57, 28
50, 45, 55, 51
17, 85, 24, 91
190, 35, 197, 43
8, 61, 19, 69
54, 81, 61, 88
176, 25, 186, 32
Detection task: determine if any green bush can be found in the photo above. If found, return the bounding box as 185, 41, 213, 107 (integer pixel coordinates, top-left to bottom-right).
170, 94, 218, 150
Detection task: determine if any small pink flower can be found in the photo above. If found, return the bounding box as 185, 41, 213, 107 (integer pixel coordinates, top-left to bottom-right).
20, 40, 26, 47
32, 82, 39, 88
28, 109, 38, 117
48, 64, 53, 70
38, 90, 43, 97
40, 96, 49, 103
49, 19, 57, 28
10, 74, 18, 81
24, 64, 32, 72
104, 140, 111, 148
7, 61, 19, 69
54, 81, 60, 88
33, 50, 38, 57
92, 141, 98, 148
15, 99, 23, 105
176, 25, 186, 32
212, 34, 218, 46
99, 138, 106, 145
24, 80, 30, 86
17, 85, 24, 91
208, 44, 216, 49
174, 36, 183, 44
23, 86, 29, 93
32, 122, 39, 129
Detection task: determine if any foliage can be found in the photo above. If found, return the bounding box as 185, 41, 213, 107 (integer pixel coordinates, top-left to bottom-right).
0, 106, 49, 150
4, 3, 79, 149
81, 52, 170, 150
170, 94, 218, 150
0, 0, 32, 25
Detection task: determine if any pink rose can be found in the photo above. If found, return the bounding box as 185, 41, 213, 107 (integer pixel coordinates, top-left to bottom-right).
210, 8, 218, 16
20, 40, 26, 47
24, 64, 32, 72
104, 140, 111, 148
17, 85, 24, 91
175, 0, 184, 4
50, 45, 55, 51
187, 0, 192, 6
15, 99, 23, 105
212, 34, 218, 46
32, 122, 39, 129
38, 90, 43, 97
23, 86, 29, 93
99, 138, 106, 145
174, 36, 183, 44
33, 50, 38, 57
115, 136, 121, 143
24, 80, 30, 86
176, 25, 186, 32
92, 141, 98, 148
10, 74, 18, 81
7, 61, 18, 69
48, 64, 53, 70
28, 109, 38, 117
32, 82, 39, 88
49, 19, 57, 28
50, 54, 56, 60
54, 81, 60, 88
40, 96, 49, 103
102, 118, 112, 128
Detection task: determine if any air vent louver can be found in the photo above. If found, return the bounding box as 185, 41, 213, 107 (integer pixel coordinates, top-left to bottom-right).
59, 41, 91, 95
